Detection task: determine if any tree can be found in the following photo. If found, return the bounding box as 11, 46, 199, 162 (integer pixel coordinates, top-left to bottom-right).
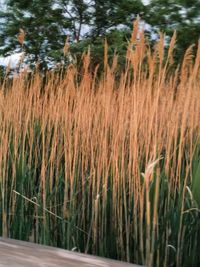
70, 0, 145, 71
90, 0, 145, 37
57, 0, 91, 42
0, 0, 145, 70
144, 0, 200, 60
0, 0, 72, 70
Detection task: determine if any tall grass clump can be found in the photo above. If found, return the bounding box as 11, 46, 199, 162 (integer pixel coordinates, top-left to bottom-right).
0, 19, 200, 267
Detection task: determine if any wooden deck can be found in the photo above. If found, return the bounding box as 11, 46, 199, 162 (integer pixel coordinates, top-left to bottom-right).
0, 237, 143, 267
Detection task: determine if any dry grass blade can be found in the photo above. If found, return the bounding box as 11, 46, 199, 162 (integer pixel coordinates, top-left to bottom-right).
63, 36, 70, 57
17, 28, 25, 45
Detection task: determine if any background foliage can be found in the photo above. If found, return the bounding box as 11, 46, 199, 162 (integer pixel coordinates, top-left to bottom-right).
0, 0, 199, 70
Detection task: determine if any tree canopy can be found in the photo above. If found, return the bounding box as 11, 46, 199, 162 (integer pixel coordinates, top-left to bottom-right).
0, 0, 199, 70
145, 0, 200, 59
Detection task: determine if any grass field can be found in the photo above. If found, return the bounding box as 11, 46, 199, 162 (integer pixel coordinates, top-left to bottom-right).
0, 21, 200, 267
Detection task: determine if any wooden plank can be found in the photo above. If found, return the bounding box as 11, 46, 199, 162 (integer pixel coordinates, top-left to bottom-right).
0, 238, 143, 267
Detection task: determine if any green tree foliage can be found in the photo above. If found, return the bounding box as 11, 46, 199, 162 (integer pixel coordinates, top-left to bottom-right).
0, 0, 72, 69
91, 0, 145, 37
0, 0, 145, 70
70, 0, 145, 71
58, 0, 91, 42
2, 0, 200, 70
145, 0, 200, 59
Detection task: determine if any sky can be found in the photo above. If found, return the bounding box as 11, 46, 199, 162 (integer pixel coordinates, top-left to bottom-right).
0, 0, 5, 10
0, 53, 24, 69
142, 0, 150, 5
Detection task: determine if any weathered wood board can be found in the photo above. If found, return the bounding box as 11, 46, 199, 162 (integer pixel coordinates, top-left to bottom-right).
0, 238, 143, 267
